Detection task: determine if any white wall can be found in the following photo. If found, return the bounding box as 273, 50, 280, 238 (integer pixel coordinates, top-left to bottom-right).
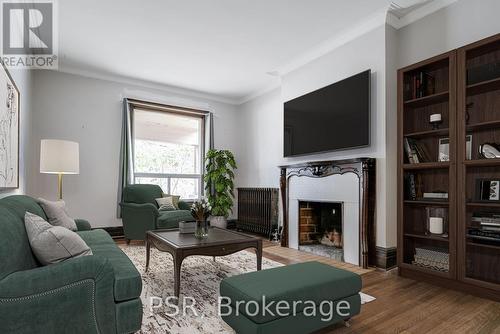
28, 70, 239, 227
0, 69, 33, 199
237, 25, 394, 248
397, 0, 500, 68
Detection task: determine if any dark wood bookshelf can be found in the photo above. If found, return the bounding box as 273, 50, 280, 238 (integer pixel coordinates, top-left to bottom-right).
463, 158, 500, 167
466, 120, 500, 131
404, 233, 449, 242
466, 76, 500, 95
398, 33, 500, 301
399, 263, 450, 278
466, 201, 500, 208
404, 200, 449, 206
403, 162, 450, 170
466, 241, 500, 251
404, 128, 449, 138
404, 91, 450, 108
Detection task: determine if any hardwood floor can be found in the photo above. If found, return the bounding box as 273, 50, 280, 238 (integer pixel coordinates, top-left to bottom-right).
322, 270, 500, 334
117, 237, 500, 333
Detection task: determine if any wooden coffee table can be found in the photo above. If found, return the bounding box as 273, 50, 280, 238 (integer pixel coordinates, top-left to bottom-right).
145, 227, 262, 298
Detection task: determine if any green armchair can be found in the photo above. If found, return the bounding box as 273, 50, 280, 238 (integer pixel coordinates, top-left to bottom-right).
0, 195, 142, 334
120, 184, 193, 242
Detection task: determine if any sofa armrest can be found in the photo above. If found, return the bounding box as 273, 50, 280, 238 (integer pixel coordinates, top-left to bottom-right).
120, 202, 159, 240
75, 218, 92, 231
0, 256, 116, 333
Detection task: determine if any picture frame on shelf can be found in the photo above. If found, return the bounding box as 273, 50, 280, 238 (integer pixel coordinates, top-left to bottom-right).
476, 179, 500, 202
466, 135, 472, 160
438, 135, 472, 162
438, 138, 449, 162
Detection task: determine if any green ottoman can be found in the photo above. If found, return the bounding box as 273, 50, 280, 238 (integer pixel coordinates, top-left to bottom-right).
219, 261, 361, 334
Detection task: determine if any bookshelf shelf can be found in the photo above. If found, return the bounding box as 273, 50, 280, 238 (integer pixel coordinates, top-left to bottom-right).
463, 159, 500, 167
466, 241, 500, 251
403, 91, 449, 108
466, 76, 500, 95
404, 200, 449, 206
404, 233, 449, 242
466, 120, 500, 132
466, 202, 500, 208
404, 128, 449, 138
403, 162, 450, 170
400, 263, 450, 278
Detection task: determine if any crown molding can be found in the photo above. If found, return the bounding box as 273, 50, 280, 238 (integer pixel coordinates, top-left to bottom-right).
237, 7, 388, 104
56, 65, 241, 105
387, 0, 459, 29
238, 80, 281, 105
269, 7, 388, 78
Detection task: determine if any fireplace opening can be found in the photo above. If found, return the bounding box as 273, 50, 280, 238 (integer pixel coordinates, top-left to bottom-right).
298, 201, 343, 261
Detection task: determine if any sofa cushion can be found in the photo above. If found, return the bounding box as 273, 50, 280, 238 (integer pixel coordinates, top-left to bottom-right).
78, 230, 142, 302
122, 184, 163, 206
178, 201, 191, 210
220, 261, 362, 324
0, 204, 39, 280
77, 229, 114, 245
157, 210, 193, 229
25, 212, 92, 265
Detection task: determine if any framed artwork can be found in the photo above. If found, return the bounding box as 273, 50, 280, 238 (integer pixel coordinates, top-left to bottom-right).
0, 61, 20, 189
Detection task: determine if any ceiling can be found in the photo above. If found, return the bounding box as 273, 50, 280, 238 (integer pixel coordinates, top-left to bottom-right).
58, 1, 445, 103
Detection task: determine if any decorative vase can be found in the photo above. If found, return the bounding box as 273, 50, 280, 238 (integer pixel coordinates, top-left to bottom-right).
195, 220, 208, 239
210, 216, 227, 229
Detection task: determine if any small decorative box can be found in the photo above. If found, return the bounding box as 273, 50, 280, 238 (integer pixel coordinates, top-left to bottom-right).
179, 221, 196, 234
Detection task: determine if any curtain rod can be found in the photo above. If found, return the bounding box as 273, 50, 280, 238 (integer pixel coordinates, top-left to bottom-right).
126, 98, 210, 116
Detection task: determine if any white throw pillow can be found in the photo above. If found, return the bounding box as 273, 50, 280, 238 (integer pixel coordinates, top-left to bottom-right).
24, 212, 92, 265
156, 196, 177, 211
162, 194, 180, 209
37, 198, 77, 231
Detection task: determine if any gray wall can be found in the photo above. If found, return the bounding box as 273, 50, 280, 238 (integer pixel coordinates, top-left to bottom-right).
28, 71, 240, 227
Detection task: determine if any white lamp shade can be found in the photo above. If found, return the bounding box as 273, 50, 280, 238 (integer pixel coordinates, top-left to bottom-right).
40, 139, 80, 174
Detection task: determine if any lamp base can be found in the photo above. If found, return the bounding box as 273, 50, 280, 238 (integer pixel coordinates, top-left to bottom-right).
58, 173, 63, 200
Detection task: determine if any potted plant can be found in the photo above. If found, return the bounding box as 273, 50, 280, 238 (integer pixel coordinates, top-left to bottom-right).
191, 198, 211, 238
204, 149, 237, 229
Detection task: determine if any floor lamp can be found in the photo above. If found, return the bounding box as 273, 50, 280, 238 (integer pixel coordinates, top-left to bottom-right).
40, 139, 80, 200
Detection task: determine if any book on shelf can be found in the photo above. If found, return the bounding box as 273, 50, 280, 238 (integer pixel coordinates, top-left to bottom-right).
408, 71, 435, 99
423, 192, 449, 199
405, 173, 417, 200
404, 138, 429, 163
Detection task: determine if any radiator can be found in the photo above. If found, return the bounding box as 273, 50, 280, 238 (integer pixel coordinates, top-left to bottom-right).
237, 187, 279, 237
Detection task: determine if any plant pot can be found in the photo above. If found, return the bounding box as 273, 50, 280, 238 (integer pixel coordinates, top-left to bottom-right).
195, 220, 208, 239
210, 216, 227, 229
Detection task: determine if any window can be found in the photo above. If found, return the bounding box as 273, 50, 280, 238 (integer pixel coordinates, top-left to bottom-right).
133, 106, 205, 200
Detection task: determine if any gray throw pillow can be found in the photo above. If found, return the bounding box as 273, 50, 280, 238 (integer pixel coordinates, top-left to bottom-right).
24, 212, 92, 265
37, 198, 77, 231
161, 194, 180, 209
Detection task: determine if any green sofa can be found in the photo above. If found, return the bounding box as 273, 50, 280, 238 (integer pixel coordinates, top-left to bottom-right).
220, 261, 362, 334
120, 184, 193, 242
0, 195, 143, 334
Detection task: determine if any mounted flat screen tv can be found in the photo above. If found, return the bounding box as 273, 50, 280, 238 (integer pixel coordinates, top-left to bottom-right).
284, 70, 370, 157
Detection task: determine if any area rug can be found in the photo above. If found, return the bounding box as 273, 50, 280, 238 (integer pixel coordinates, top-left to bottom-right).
120, 244, 375, 334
